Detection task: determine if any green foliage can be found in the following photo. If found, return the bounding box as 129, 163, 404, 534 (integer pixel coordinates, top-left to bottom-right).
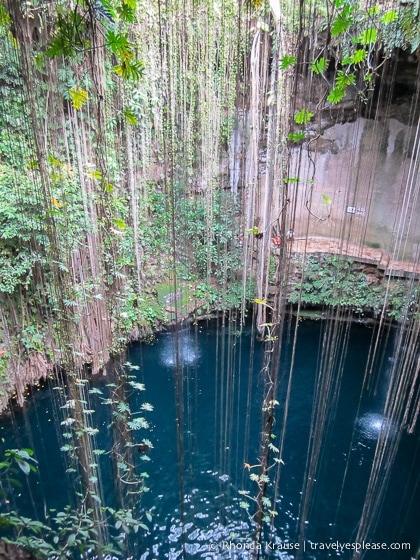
349, 49, 366, 64
46, 11, 88, 58
1, 449, 37, 477
45, 3, 144, 82
358, 28, 377, 45
0, 371, 155, 557
294, 109, 314, 125
382, 10, 398, 25
331, 3, 354, 36
105, 29, 132, 55
280, 55, 296, 69
310, 0, 420, 110
69, 87, 88, 110
399, 0, 420, 52
0, 166, 47, 294
327, 87, 346, 104
124, 108, 137, 125
114, 59, 144, 82
1, 505, 146, 559
117, 289, 166, 334
287, 131, 306, 142
20, 325, 45, 353
311, 56, 325, 74
321, 194, 332, 206
289, 256, 419, 321
106, 29, 144, 81
335, 70, 355, 88
0, 2, 10, 26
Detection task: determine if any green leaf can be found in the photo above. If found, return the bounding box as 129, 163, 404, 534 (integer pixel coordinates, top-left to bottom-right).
33, 53, 44, 71
113, 218, 127, 230
327, 87, 346, 104
123, 0, 137, 9
16, 460, 30, 475
114, 60, 144, 82
311, 57, 325, 74
0, 3, 10, 26
67, 533, 76, 546
46, 36, 71, 58
127, 417, 149, 430
294, 109, 314, 125
88, 170, 102, 180
89, 387, 103, 395
280, 55, 296, 70
128, 381, 146, 390
117, 401, 130, 414
124, 108, 137, 125
119, 3, 136, 22
69, 87, 88, 110
335, 70, 355, 89
352, 49, 366, 64
46, 12, 86, 58
48, 155, 62, 167
331, 16, 349, 36
287, 131, 305, 142
382, 10, 397, 24
358, 28, 377, 45
18, 449, 33, 459
331, 4, 354, 36
322, 194, 332, 205
105, 30, 131, 55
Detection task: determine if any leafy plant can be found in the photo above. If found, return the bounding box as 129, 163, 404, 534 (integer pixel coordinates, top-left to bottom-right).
294, 109, 314, 125
280, 55, 296, 69
289, 256, 419, 321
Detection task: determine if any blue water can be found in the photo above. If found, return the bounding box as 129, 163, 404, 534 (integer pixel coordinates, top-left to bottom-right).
0, 320, 419, 559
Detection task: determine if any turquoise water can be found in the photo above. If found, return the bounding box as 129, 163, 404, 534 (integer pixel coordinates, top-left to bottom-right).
0, 320, 419, 558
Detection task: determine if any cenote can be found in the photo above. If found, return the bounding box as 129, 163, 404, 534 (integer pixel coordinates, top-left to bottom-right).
0, 319, 419, 559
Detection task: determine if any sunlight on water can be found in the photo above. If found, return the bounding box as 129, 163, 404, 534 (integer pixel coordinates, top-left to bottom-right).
160, 331, 200, 367
357, 412, 394, 440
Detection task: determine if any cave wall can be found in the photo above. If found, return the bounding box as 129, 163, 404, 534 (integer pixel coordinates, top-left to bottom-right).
288, 117, 420, 262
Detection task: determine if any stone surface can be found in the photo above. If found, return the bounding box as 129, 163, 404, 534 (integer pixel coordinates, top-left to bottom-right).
286, 118, 420, 261
0, 541, 35, 560
290, 236, 420, 278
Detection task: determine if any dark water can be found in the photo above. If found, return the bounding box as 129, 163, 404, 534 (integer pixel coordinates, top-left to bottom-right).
0, 320, 419, 559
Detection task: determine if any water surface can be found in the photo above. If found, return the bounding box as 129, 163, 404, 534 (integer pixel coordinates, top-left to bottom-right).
0, 320, 418, 559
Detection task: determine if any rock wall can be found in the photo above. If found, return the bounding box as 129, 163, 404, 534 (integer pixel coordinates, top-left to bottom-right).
288, 117, 420, 261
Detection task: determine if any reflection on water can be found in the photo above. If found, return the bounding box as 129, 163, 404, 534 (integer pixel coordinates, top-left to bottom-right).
357, 412, 394, 441
160, 330, 200, 367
